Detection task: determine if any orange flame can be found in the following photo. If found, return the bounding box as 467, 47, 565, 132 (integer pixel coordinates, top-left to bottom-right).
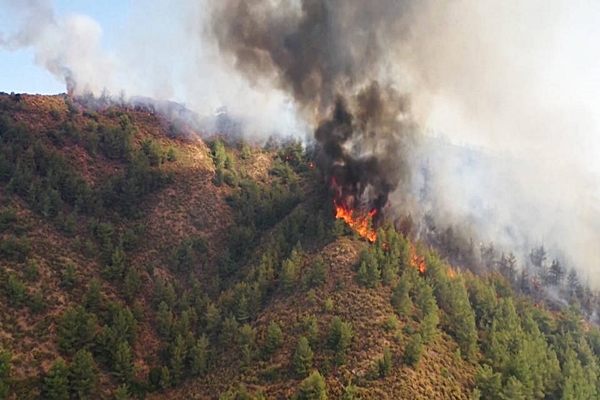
334, 201, 377, 242
447, 268, 456, 278
409, 242, 426, 274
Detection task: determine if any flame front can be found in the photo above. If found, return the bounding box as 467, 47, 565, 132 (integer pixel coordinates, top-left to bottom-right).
334, 200, 377, 242
409, 242, 427, 274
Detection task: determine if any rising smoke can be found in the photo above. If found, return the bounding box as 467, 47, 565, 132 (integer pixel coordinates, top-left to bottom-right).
0, 0, 114, 94
209, 0, 419, 217
2, 0, 600, 282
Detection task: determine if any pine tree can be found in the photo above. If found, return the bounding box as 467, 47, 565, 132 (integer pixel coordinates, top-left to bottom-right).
376, 347, 393, 378
170, 335, 187, 385
419, 311, 439, 344
294, 370, 327, 400
328, 317, 353, 364
44, 357, 70, 400
114, 384, 130, 400
548, 259, 564, 286
356, 250, 380, 288
220, 316, 239, 346
122, 267, 142, 303
561, 347, 597, 400
112, 341, 134, 384
498, 252, 518, 284
156, 301, 173, 339
404, 333, 424, 367
391, 279, 412, 318
112, 306, 138, 346
60, 261, 77, 289
5, 274, 26, 307
57, 306, 97, 356
308, 255, 327, 287
204, 302, 221, 338
566, 269, 580, 299
238, 324, 255, 348
304, 315, 319, 346
69, 350, 97, 399
159, 366, 171, 391
474, 364, 502, 400
103, 244, 126, 281
234, 293, 249, 324
82, 278, 103, 313
294, 337, 314, 378
441, 279, 479, 362
414, 282, 438, 321
265, 322, 284, 357
281, 258, 299, 294
190, 335, 210, 377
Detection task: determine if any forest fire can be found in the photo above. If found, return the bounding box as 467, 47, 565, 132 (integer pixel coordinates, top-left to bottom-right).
409, 242, 427, 274
334, 200, 378, 242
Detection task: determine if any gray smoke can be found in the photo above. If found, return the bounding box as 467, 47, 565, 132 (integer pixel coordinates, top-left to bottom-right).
2, 0, 600, 283
209, 0, 419, 215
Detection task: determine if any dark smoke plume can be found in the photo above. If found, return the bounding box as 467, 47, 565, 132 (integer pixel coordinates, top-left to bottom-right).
210, 0, 417, 217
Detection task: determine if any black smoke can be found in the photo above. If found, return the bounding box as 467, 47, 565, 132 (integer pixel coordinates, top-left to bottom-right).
210, 0, 417, 219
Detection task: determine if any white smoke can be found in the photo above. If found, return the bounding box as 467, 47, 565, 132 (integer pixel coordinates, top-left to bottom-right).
0, 0, 308, 140
0, 0, 114, 94
2, 0, 600, 282
400, 0, 600, 282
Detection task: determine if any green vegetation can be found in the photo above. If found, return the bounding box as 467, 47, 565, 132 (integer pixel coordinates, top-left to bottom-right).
1, 93, 600, 399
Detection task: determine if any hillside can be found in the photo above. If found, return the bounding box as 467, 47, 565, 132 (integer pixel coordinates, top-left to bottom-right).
0, 93, 600, 400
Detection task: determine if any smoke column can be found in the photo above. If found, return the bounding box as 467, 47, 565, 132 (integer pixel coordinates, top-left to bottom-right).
209, 0, 419, 216
2, 0, 600, 282
0, 0, 114, 94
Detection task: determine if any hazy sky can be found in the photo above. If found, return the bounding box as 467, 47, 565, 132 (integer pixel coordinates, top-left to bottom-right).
0, 0, 128, 94
2, 1, 600, 279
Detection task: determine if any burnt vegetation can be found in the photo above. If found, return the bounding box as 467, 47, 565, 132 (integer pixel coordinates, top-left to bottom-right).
1, 92, 600, 400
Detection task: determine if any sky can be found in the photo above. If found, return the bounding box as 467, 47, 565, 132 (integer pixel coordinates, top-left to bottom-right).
2, 0, 600, 280
0, 0, 128, 94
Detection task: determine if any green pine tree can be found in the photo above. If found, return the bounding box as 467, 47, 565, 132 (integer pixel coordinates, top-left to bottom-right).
112, 341, 134, 384
281, 258, 299, 294
69, 350, 97, 399
264, 322, 284, 357
294, 370, 327, 400
170, 335, 187, 385
501, 376, 526, 400
82, 278, 103, 313
391, 280, 412, 318
375, 347, 393, 378
60, 262, 77, 289
294, 337, 314, 378
327, 317, 353, 354
419, 311, 439, 344
190, 335, 210, 377
308, 255, 327, 287
156, 301, 173, 339
5, 274, 26, 307
57, 306, 97, 355
159, 366, 171, 391
113, 384, 130, 400
44, 357, 70, 400
103, 244, 126, 281
404, 333, 424, 367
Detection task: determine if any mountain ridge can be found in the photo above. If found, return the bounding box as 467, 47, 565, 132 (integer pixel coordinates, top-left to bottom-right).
0, 93, 599, 400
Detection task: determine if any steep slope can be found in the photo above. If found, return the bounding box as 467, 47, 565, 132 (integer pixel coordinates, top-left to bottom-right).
0, 93, 599, 400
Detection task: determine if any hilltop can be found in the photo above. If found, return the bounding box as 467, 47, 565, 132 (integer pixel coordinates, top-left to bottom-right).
0, 93, 599, 400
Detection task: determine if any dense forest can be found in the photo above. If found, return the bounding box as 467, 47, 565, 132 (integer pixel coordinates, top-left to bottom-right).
1, 92, 600, 399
